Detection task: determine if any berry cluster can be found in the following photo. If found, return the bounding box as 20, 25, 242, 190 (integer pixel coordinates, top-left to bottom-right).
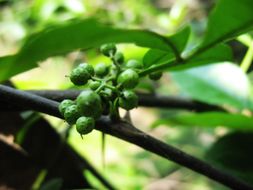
59, 43, 162, 136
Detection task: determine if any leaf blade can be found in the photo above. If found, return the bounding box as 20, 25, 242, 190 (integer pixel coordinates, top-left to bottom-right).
171, 44, 233, 70
0, 19, 188, 81
171, 62, 252, 110
200, 0, 253, 51
206, 132, 253, 185
153, 112, 253, 130
143, 26, 191, 68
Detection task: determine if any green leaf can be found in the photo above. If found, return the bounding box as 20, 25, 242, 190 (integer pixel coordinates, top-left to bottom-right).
206, 132, 253, 185
169, 0, 252, 72
171, 62, 252, 110
140, 44, 232, 77
0, 55, 17, 81
143, 49, 174, 69
200, 0, 253, 51
168, 26, 191, 53
152, 112, 253, 130
143, 26, 190, 68
171, 44, 232, 70
0, 19, 188, 81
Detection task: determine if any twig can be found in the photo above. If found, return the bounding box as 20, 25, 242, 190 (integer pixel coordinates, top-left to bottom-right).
0, 85, 252, 190
25, 90, 225, 112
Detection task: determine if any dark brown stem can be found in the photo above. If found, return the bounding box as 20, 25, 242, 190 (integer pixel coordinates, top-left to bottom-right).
0, 85, 251, 190
24, 90, 225, 112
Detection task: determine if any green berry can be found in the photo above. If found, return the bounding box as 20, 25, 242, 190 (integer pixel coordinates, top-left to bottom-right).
88, 80, 101, 91
70, 67, 90, 86
63, 105, 81, 125
77, 90, 103, 119
101, 88, 113, 99
79, 63, 95, 76
119, 90, 138, 110
59, 99, 75, 116
76, 116, 95, 135
100, 43, 117, 57
95, 63, 109, 77
114, 52, 124, 64
149, 71, 163, 80
117, 69, 139, 89
125, 59, 143, 69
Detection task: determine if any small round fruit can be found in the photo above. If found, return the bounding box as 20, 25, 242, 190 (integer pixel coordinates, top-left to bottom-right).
149, 71, 163, 81
76, 116, 95, 135
117, 69, 139, 89
88, 80, 101, 91
100, 43, 117, 57
79, 63, 95, 76
119, 90, 138, 110
59, 99, 75, 116
95, 63, 109, 77
114, 52, 124, 64
101, 88, 113, 99
70, 67, 90, 86
77, 90, 103, 119
63, 105, 81, 125
125, 59, 143, 69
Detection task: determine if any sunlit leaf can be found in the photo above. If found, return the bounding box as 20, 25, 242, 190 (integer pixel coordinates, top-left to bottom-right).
171, 62, 252, 110
152, 112, 253, 130
172, 44, 232, 70
142, 43, 232, 73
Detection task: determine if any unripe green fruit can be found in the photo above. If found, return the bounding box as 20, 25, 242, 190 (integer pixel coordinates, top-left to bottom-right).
79, 63, 95, 76
76, 116, 95, 135
95, 63, 109, 77
77, 90, 102, 119
119, 90, 138, 110
149, 71, 163, 81
100, 43, 117, 57
114, 52, 124, 64
101, 88, 113, 99
63, 105, 81, 125
70, 67, 90, 86
88, 80, 101, 91
125, 59, 143, 69
59, 99, 75, 116
117, 69, 139, 89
